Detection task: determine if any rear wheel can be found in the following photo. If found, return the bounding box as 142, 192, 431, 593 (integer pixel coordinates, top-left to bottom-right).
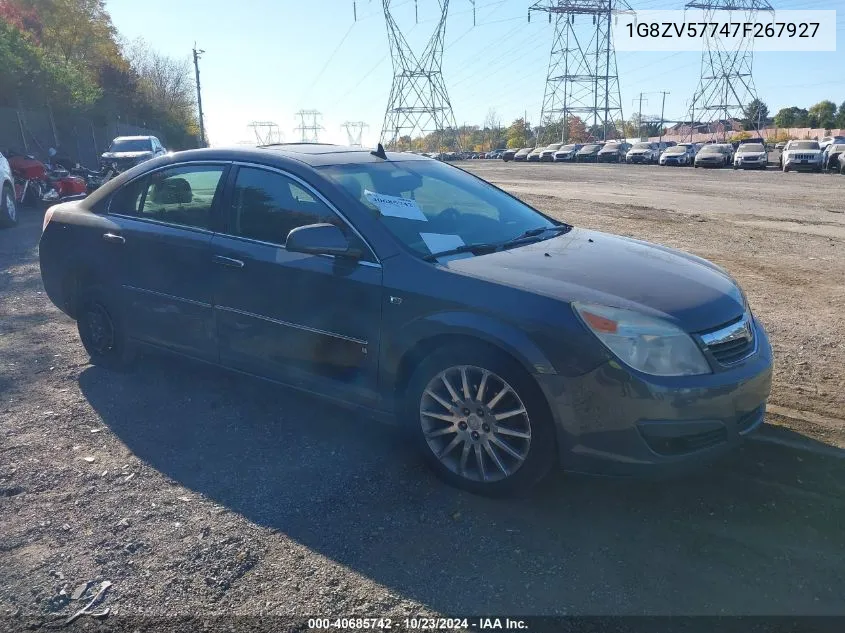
0, 184, 17, 229
76, 285, 135, 370
404, 345, 557, 496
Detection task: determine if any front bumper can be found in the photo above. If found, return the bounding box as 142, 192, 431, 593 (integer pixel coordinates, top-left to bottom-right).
627, 154, 652, 163
784, 158, 822, 170
736, 157, 767, 168
535, 317, 773, 476
597, 154, 620, 162
695, 158, 725, 167
554, 154, 576, 162
660, 157, 688, 166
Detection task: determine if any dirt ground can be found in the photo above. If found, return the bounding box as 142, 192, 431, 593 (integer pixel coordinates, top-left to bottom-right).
464, 162, 845, 450
1, 164, 845, 629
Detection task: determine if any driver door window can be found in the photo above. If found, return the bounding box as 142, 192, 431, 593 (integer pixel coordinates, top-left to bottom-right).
227, 167, 341, 246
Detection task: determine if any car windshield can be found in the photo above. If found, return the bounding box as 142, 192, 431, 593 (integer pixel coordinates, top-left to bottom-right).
791, 141, 820, 150
559, 144, 578, 151
602, 144, 620, 150
632, 143, 652, 150
739, 144, 765, 152
831, 144, 845, 151
545, 144, 562, 150
581, 144, 601, 151
700, 145, 723, 154
319, 160, 564, 258
664, 146, 686, 154
108, 138, 152, 152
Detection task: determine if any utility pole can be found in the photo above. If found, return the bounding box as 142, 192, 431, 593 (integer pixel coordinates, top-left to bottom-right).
658, 91, 669, 147
633, 94, 647, 140
193, 43, 206, 147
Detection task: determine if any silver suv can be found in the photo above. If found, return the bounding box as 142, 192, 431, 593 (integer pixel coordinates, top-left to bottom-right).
781, 140, 822, 173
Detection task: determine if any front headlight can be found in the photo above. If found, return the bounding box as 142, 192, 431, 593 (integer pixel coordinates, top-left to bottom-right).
573, 303, 711, 376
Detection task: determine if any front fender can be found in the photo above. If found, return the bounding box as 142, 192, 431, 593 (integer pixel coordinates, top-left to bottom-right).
404, 311, 559, 376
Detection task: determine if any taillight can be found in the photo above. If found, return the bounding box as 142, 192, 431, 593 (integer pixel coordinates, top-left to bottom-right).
42, 205, 56, 232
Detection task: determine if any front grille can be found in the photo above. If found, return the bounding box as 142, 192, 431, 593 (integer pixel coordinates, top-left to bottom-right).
643, 427, 728, 456
699, 313, 756, 366
792, 153, 817, 161
708, 336, 754, 365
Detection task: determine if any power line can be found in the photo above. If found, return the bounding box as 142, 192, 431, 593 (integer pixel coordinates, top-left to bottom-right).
530, 0, 632, 144
294, 110, 324, 143
380, 0, 461, 149
685, 0, 773, 141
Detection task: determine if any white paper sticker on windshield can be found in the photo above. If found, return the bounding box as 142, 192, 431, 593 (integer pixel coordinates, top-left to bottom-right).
420, 233, 464, 254
364, 189, 427, 221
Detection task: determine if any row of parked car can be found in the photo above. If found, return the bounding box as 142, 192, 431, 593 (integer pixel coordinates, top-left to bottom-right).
498, 136, 845, 173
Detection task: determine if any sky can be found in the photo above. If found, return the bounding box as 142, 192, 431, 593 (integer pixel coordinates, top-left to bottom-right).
105, 0, 845, 147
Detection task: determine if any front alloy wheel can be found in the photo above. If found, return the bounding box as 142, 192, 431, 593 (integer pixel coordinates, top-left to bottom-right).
420, 365, 532, 484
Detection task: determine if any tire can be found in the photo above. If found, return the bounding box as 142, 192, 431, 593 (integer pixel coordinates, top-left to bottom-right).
403, 344, 557, 497
0, 183, 17, 229
76, 284, 135, 370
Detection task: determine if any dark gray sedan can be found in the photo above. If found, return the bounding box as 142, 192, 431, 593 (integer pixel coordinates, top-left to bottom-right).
39, 144, 772, 495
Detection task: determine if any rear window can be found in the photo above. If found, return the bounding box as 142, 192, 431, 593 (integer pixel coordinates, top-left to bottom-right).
108, 138, 152, 152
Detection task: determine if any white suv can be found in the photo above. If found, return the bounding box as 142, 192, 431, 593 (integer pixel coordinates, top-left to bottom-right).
781, 140, 823, 172
0, 151, 16, 229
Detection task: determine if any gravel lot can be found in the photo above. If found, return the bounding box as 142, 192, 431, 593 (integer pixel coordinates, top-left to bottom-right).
2, 164, 845, 628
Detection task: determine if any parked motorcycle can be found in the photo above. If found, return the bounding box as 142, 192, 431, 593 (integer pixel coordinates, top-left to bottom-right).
8, 152, 87, 208
70, 163, 119, 193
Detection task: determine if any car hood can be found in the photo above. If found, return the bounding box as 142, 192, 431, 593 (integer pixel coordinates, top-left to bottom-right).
786, 149, 821, 155
101, 151, 153, 160
444, 228, 744, 332
628, 149, 652, 154
736, 151, 765, 156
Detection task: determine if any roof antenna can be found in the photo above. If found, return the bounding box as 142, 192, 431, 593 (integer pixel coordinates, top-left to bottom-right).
371, 142, 387, 159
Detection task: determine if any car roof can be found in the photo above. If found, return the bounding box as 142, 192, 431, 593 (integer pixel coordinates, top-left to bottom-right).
157, 143, 431, 167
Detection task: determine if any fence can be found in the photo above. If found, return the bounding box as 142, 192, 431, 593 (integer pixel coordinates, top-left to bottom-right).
649, 127, 845, 145
0, 106, 165, 169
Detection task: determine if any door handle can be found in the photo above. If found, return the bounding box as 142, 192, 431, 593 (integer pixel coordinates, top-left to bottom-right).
102, 232, 125, 244
212, 254, 245, 268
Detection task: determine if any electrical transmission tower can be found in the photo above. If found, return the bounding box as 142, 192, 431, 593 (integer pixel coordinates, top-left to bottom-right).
342, 121, 369, 146
530, 1, 631, 145
294, 110, 324, 143
380, 0, 460, 151
686, 0, 773, 141
248, 121, 283, 145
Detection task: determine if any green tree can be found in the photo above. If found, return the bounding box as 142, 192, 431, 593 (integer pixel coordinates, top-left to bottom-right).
0, 18, 99, 108
808, 100, 837, 129
773, 106, 808, 128
836, 101, 845, 129
505, 118, 529, 149
743, 98, 769, 130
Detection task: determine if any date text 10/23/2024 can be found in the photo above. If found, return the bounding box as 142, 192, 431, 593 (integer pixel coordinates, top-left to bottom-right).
307, 618, 528, 630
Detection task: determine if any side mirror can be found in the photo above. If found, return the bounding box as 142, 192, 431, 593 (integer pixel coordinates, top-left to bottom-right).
285, 223, 361, 259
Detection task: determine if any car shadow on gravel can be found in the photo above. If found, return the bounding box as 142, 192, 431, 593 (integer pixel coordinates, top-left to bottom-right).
78, 354, 845, 616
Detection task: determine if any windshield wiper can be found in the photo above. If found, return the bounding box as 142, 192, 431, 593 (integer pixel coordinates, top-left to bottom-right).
505, 224, 571, 244
422, 242, 500, 262
422, 225, 571, 262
